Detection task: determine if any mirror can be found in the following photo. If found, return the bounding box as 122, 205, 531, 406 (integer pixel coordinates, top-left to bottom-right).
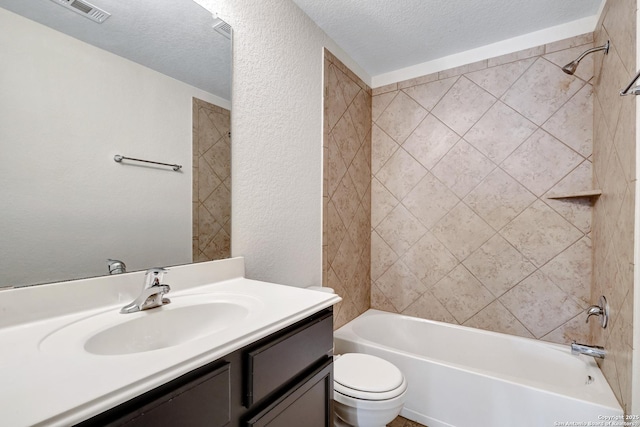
0, 0, 231, 288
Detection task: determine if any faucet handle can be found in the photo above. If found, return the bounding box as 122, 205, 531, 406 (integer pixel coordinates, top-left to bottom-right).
144, 267, 168, 288
585, 295, 609, 328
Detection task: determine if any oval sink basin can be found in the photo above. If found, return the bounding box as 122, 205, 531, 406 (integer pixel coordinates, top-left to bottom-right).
85, 302, 248, 355
39, 293, 263, 356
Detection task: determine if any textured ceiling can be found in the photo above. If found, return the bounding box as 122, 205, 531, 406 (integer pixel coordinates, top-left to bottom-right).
292, 0, 602, 77
0, 0, 231, 100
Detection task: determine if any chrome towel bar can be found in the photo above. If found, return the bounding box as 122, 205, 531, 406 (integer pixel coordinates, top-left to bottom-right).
114, 154, 182, 171
620, 69, 640, 96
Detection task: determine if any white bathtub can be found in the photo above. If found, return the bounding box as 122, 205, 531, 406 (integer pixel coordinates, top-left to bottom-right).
334, 309, 622, 427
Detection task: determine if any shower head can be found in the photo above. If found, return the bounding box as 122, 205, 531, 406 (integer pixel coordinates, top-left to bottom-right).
562, 41, 610, 75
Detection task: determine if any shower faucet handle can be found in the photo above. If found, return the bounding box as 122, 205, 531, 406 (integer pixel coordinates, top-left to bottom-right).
585, 295, 609, 328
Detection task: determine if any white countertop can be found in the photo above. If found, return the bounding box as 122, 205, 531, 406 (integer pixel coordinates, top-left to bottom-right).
0, 258, 340, 427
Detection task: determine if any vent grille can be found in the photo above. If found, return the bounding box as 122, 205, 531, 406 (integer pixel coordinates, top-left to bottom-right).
212, 18, 231, 39
49, 0, 111, 24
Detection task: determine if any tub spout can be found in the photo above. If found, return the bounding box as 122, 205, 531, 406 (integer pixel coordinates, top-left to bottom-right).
571, 341, 606, 359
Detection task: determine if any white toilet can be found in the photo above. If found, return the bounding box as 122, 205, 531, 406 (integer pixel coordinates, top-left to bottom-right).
333, 353, 407, 427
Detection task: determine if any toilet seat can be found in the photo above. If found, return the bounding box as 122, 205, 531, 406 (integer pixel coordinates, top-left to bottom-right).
334, 354, 407, 401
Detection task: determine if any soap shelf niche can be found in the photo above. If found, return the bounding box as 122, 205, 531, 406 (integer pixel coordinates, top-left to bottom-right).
546, 190, 602, 200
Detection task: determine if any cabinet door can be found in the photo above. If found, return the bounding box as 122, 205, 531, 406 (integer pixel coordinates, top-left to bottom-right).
244, 359, 333, 427
77, 362, 231, 427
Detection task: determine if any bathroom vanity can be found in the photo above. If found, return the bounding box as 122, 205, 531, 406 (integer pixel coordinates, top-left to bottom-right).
0, 258, 340, 427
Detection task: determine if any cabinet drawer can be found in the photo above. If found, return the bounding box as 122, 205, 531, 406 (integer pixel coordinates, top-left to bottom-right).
244, 310, 333, 407
244, 358, 333, 427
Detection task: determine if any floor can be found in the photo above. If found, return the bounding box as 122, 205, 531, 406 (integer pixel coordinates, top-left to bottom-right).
388, 416, 427, 427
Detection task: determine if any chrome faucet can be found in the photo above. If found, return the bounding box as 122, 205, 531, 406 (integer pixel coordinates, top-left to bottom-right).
571, 341, 606, 359
120, 268, 171, 314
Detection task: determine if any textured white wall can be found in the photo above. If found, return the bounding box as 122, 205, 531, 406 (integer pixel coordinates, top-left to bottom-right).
207, 0, 369, 287
0, 8, 223, 287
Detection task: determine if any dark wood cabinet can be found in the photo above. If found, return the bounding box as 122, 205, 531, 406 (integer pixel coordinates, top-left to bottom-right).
244, 359, 333, 427
76, 308, 333, 427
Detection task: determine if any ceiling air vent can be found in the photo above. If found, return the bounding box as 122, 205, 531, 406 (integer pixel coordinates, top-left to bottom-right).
212, 16, 231, 40
48, 0, 111, 24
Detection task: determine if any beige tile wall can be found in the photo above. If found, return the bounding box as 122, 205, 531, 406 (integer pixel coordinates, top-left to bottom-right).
192, 98, 231, 262
371, 34, 596, 344
323, 49, 372, 330
592, 0, 636, 413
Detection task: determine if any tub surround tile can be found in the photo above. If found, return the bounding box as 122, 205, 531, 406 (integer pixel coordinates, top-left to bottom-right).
397, 73, 439, 90
369, 35, 599, 361
463, 234, 536, 298
465, 57, 536, 98
544, 33, 593, 54
465, 101, 537, 163
402, 290, 457, 324
438, 60, 487, 79
501, 58, 584, 126
376, 261, 427, 312
431, 265, 495, 323
431, 203, 495, 261
327, 135, 348, 197
542, 312, 590, 345
326, 65, 349, 130
348, 146, 371, 199
500, 200, 583, 267
348, 90, 372, 143
376, 204, 427, 256
371, 178, 399, 228
372, 91, 397, 122
613, 98, 636, 184
333, 112, 362, 167
540, 237, 592, 308
431, 139, 496, 199
544, 161, 593, 233
542, 84, 593, 158
463, 168, 536, 230
324, 53, 372, 328
347, 203, 370, 259
332, 172, 360, 229
371, 282, 397, 313
371, 124, 399, 174
376, 148, 428, 200
402, 232, 459, 288
543, 44, 595, 82
334, 297, 360, 330
402, 114, 460, 170
488, 45, 545, 67
376, 91, 428, 143
402, 76, 458, 111
501, 129, 583, 197
372, 82, 398, 96
602, 0, 636, 76
591, 17, 634, 407
402, 173, 459, 229
326, 200, 347, 264
431, 77, 496, 136
464, 300, 534, 339
499, 270, 583, 338
371, 231, 398, 282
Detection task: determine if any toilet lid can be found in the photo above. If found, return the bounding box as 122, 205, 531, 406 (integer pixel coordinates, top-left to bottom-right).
334, 353, 404, 394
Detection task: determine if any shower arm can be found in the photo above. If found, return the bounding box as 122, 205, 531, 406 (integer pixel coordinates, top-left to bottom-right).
574, 43, 609, 63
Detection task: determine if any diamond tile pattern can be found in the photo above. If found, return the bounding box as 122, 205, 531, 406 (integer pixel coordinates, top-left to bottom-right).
323, 51, 372, 329
371, 36, 595, 346
591, 11, 636, 412
192, 99, 231, 262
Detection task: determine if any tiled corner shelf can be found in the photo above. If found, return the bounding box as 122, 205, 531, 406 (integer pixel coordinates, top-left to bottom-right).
546, 190, 602, 200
